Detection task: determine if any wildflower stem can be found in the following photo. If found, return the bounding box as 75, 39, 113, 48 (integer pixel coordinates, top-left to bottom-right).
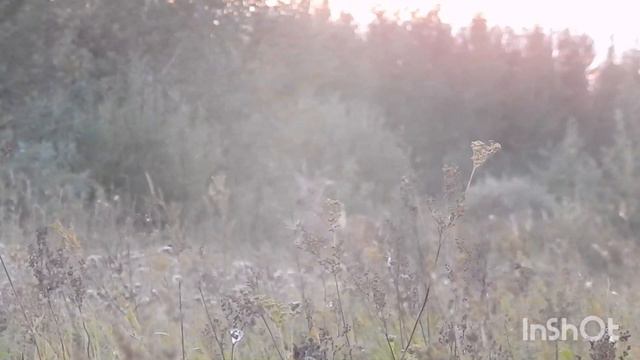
198, 286, 227, 360
0, 251, 43, 360
81, 316, 92, 359
466, 166, 477, 194
46, 296, 67, 360
76, 305, 93, 359
419, 319, 428, 348
400, 227, 446, 360
260, 313, 285, 360
389, 239, 406, 348
333, 272, 353, 360
381, 317, 397, 360
179, 281, 186, 360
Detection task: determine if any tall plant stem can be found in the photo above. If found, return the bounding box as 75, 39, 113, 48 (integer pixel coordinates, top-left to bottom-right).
381, 317, 397, 360
179, 281, 186, 360
466, 166, 478, 194
260, 314, 285, 360
46, 296, 67, 360
333, 273, 353, 360
0, 251, 43, 360
400, 228, 446, 360
198, 286, 226, 360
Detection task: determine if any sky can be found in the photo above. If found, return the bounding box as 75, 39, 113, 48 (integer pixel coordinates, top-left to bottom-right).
324, 0, 640, 61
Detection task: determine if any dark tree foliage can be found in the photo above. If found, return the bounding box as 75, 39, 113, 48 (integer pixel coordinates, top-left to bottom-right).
1, 0, 639, 243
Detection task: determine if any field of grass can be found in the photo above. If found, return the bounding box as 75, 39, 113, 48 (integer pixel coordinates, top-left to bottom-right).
0, 141, 637, 360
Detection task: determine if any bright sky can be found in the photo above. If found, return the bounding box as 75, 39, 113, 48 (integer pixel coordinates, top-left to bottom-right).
325, 0, 640, 61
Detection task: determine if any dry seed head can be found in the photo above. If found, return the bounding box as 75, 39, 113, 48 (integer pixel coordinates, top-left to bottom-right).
470, 140, 501, 168
442, 164, 461, 196
52, 220, 82, 255
324, 198, 346, 232
371, 274, 386, 312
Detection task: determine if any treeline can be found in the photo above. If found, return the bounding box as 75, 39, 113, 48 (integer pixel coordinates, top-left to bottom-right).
1, 0, 640, 243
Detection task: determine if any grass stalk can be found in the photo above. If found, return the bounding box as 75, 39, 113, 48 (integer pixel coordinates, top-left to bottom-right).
179, 280, 186, 360
381, 317, 397, 360
198, 286, 227, 360
333, 272, 353, 360
0, 251, 43, 360
259, 313, 285, 360
399, 227, 446, 360
46, 296, 67, 360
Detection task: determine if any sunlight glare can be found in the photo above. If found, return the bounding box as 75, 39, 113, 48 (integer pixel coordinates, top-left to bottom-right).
324, 0, 640, 56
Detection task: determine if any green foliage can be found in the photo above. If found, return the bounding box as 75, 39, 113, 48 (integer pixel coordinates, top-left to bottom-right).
2, 0, 628, 212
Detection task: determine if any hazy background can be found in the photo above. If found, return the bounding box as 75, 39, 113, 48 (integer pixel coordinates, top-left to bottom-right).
2, 0, 639, 247
326, 0, 640, 62
2, 1, 640, 358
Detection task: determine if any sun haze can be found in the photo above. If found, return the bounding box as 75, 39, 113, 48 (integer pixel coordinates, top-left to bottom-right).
325, 0, 640, 56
